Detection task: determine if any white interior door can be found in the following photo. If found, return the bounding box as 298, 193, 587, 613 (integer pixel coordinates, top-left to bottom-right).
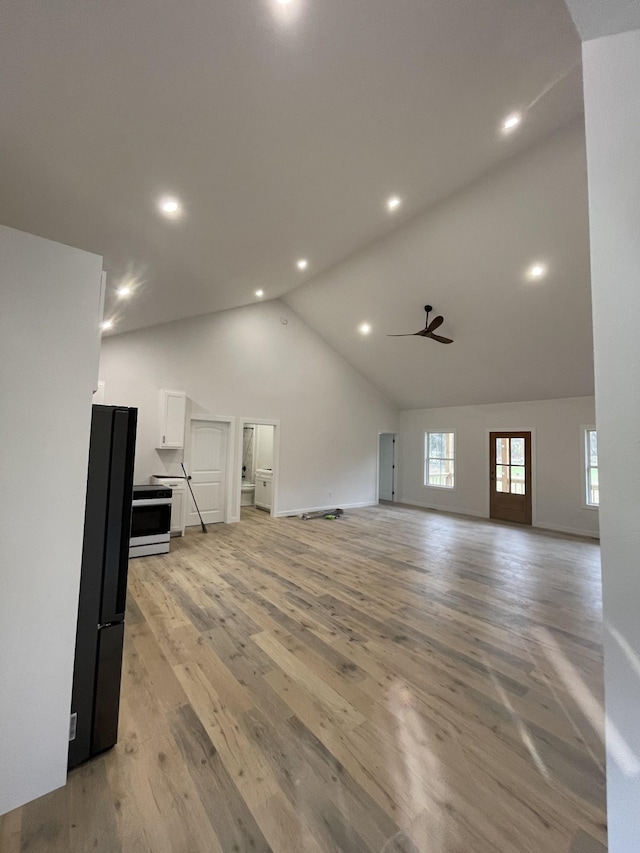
188, 420, 228, 526
379, 433, 396, 501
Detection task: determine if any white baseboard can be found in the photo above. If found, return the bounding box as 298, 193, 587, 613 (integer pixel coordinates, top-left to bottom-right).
396, 502, 600, 539
274, 500, 376, 518
246, 500, 600, 540
398, 499, 487, 519
533, 521, 600, 540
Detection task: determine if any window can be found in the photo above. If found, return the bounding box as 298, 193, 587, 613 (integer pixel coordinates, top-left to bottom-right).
584, 428, 599, 507
424, 431, 455, 488
495, 436, 527, 495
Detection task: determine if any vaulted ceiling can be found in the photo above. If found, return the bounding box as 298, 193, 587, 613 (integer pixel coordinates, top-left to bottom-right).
286, 120, 593, 409
1, 0, 592, 408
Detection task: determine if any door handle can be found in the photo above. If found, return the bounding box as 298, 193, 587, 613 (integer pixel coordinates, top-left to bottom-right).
490, 473, 496, 481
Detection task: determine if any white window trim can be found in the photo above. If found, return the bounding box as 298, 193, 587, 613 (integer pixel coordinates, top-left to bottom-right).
423, 429, 456, 491
582, 425, 599, 510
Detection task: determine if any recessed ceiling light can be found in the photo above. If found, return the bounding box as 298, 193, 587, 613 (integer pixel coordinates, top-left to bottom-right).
255, 289, 264, 298
359, 323, 372, 335
277, 0, 293, 4
502, 113, 522, 133
387, 196, 402, 212
101, 319, 114, 332
159, 197, 182, 217
117, 285, 132, 298
297, 258, 308, 271
527, 262, 548, 281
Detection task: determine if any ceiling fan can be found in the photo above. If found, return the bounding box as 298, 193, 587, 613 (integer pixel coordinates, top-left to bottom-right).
387, 304, 454, 344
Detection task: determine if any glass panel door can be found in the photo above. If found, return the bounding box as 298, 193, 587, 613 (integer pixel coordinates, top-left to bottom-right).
490, 432, 532, 525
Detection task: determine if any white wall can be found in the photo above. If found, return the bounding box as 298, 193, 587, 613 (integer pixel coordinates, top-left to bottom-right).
583, 28, 640, 852
99, 299, 397, 516
398, 396, 598, 537
0, 226, 103, 814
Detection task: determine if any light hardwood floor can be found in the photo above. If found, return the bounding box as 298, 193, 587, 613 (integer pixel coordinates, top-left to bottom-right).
1, 505, 607, 852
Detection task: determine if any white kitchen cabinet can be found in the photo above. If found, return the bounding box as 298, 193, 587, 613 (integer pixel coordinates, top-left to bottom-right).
255, 468, 273, 511
157, 389, 186, 449
170, 488, 186, 536
151, 476, 186, 536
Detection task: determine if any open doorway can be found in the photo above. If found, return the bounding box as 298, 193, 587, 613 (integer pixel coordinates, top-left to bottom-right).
378, 433, 397, 502
238, 420, 279, 519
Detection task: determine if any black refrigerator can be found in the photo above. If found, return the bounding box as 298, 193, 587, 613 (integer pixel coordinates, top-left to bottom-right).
68, 404, 137, 769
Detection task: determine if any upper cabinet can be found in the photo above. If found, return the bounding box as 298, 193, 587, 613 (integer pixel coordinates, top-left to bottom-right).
157, 389, 186, 449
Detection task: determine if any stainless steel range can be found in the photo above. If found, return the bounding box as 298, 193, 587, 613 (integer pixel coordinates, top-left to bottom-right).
129, 485, 172, 558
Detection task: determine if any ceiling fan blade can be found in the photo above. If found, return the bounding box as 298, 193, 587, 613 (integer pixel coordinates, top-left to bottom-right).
388, 310, 451, 340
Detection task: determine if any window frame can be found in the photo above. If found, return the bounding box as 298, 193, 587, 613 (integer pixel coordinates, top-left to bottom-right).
423, 430, 456, 490
582, 425, 599, 509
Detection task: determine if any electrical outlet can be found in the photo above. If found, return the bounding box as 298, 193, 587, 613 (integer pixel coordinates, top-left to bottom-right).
69, 712, 77, 742
329, 490, 333, 498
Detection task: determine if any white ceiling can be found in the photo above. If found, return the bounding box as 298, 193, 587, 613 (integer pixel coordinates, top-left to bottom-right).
564, 0, 640, 41
2, 0, 582, 337
286, 120, 594, 409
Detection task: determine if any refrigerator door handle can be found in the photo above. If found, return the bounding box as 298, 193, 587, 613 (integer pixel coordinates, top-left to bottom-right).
100, 408, 136, 624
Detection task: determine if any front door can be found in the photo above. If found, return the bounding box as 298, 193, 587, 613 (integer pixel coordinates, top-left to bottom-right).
489, 432, 532, 525
187, 420, 228, 526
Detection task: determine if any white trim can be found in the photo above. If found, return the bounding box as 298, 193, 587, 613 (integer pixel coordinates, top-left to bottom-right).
274, 500, 376, 518
403, 499, 486, 518
235, 418, 280, 521
93, 379, 106, 404
190, 414, 235, 423
393, 501, 600, 539
185, 414, 236, 525
423, 429, 457, 491
484, 427, 537, 525
533, 521, 600, 540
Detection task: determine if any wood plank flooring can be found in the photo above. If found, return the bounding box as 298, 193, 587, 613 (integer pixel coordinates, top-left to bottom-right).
1, 504, 607, 852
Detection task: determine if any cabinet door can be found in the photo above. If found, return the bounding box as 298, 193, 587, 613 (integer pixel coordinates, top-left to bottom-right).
158, 390, 186, 448
171, 489, 185, 535
256, 478, 272, 510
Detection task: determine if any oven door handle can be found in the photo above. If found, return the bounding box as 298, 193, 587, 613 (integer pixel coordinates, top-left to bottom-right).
132, 497, 173, 506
